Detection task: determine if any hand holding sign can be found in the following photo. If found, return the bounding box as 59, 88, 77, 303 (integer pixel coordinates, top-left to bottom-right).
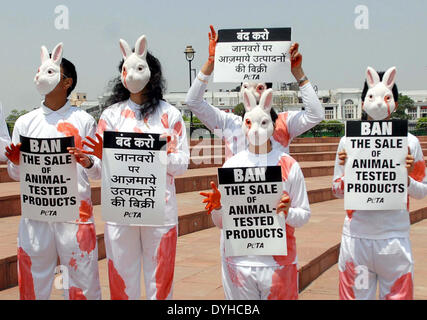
200, 181, 221, 214
276, 193, 290, 218
290, 42, 307, 84
338, 149, 347, 166
5, 143, 21, 165
82, 133, 103, 160
67, 147, 93, 168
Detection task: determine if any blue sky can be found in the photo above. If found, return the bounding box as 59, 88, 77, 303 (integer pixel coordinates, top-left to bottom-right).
0, 0, 426, 115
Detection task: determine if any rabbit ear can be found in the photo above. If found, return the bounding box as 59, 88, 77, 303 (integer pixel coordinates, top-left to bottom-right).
242, 89, 257, 112
382, 67, 397, 90
366, 66, 380, 88
51, 42, 63, 66
119, 39, 132, 60
259, 89, 273, 113
40, 46, 50, 64
135, 35, 147, 59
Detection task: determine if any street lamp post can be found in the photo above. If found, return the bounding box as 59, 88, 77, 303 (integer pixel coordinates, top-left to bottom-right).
184, 45, 195, 135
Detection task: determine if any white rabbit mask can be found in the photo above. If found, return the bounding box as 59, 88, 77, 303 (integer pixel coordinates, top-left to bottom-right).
239, 82, 267, 103
363, 66, 397, 120
34, 42, 63, 95
242, 88, 274, 146
119, 35, 151, 94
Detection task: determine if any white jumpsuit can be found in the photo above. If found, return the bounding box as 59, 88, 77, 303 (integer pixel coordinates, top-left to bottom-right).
185, 71, 324, 159
0, 104, 11, 161
211, 147, 310, 300
332, 133, 427, 300
94, 99, 189, 300
8, 101, 102, 300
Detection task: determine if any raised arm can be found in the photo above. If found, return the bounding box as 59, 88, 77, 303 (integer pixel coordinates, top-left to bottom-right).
185, 25, 242, 135
273, 43, 324, 146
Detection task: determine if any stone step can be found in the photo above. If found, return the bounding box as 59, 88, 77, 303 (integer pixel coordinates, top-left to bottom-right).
1, 197, 426, 299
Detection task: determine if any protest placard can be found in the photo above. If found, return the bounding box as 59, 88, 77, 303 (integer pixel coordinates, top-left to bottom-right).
19, 135, 79, 222
217, 166, 286, 257
344, 120, 408, 210
101, 131, 167, 225
214, 27, 292, 83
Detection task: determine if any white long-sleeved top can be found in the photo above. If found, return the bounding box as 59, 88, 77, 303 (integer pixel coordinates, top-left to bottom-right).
185, 71, 324, 159
94, 99, 189, 226
0, 104, 11, 161
332, 133, 427, 239
211, 147, 311, 267
8, 100, 101, 224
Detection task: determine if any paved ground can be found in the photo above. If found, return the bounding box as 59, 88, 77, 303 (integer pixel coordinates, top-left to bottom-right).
2, 197, 427, 300
300, 218, 427, 300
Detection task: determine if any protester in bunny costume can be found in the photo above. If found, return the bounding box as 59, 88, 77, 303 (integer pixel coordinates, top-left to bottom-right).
332, 67, 427, 300
185, 25, 324, 160
201, 88, 310, 300
5, 43, 102, 300
81, 35, 189, 300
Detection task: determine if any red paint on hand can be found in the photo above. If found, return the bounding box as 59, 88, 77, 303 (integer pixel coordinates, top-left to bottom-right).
200, 181, 221, 215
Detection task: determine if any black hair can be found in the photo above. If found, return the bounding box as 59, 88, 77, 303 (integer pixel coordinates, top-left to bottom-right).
361, 70, 399, 120
61, 57, 77, 97
104, 51, 165, 119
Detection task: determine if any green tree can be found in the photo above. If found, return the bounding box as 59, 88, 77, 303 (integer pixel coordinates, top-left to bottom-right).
6, 109, 28, 134
324, 120, 344, 137
233, 103, 245, 118
391, 94, 415, 120
416, 117, 427, 131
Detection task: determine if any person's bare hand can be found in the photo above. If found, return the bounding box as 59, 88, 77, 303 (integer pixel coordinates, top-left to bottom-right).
338, 149, 347, 166
277, 193, 290, 217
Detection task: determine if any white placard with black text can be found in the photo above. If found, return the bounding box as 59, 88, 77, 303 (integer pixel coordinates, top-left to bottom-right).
218, 166, 286, 257
344, 120, 408, 210
214, 28, 292, 83
101, 131, 167, 225
19, 135, 79, 222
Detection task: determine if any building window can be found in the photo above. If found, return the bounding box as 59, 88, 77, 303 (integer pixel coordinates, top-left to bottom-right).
344, 99, 355, 119
408, 109, 417, 120
344, 104, 355, 119
325, 107, 334, 120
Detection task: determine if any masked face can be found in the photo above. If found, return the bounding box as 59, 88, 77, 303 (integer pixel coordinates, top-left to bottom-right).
241, 89, 274, 146
119, 35, 151, 94
239, 82, 267, 103
34, 43, 63, 95
363, 66, 397, 120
